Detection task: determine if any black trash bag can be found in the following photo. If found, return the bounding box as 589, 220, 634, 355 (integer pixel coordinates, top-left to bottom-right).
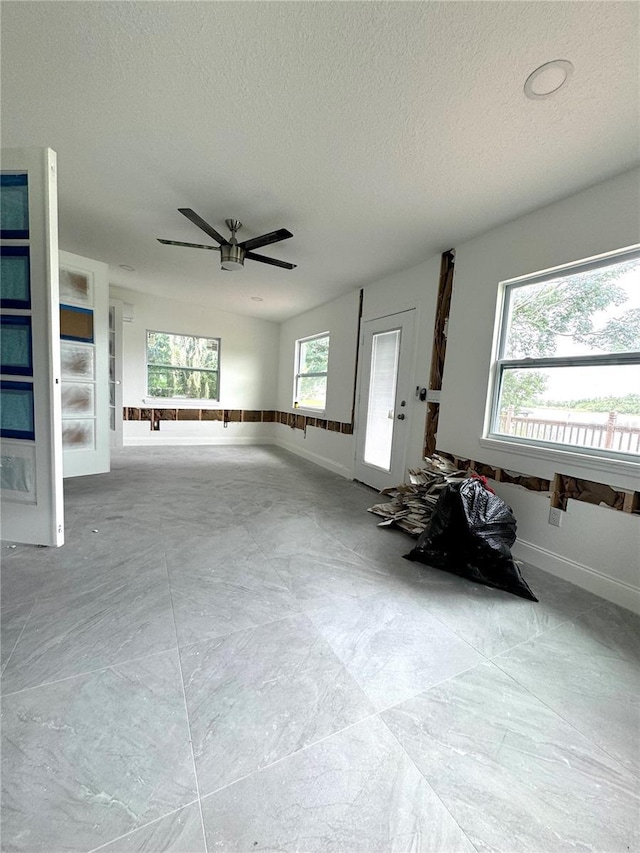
404, 477, 537, 601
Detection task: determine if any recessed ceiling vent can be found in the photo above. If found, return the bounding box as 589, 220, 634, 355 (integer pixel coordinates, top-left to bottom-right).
524, 59, 574, 100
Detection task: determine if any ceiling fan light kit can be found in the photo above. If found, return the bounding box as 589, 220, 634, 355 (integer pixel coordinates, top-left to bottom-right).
158, 209, 296, 272
221, 243, 245, 271
221, 219, 245, 270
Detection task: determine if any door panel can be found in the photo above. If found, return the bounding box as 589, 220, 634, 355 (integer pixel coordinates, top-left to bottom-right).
1, 147, 64, 545
354, 310, 415, 491
109, 299, 123, 448
59, 250, 110, 477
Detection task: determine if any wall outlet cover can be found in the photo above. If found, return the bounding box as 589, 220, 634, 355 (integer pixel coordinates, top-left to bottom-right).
548, 507, 563, 527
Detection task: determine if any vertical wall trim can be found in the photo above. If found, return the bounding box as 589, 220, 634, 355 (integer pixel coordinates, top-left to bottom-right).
424, 249, 455, 457
350, 288, 364, 426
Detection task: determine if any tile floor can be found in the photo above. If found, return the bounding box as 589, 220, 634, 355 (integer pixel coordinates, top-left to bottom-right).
1, 446, 638, 852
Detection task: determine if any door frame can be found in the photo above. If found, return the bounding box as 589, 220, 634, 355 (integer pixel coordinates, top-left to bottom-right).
353, 308, 416, 491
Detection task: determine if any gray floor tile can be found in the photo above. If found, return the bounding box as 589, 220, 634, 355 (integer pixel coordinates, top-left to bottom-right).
180, 615, 374, 795
2, 557, 176, 693
494, 602, 640, 775
270, 548, 405, 610
168, 545, 301, 645
164, 526, 256, 574
1, 650, 197, 853
223, 486, 312, 522
54, 536, 166, 593
1, 599, 34, 674
48, 515, 162, 569
200, 715, 475, 853
304, 503, 383, 546
410, 561, 602, 657
157, 501, 244, 538
0, 544, 51, 609
249, 512, 340, 559
3, 447, 636, 853
350, 524, 415, 564
64, 511, 167, 547
307, 591, 483, 709
382, 661, 639, 853
93, 803, 206, 853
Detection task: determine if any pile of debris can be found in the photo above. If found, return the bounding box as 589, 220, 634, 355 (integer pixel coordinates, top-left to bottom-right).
368, 454, 468, 536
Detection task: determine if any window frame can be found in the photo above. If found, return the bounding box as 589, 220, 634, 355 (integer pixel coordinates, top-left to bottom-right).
145, 328, 221, 403
485, 245, 640, 465
293, 332, 330, 412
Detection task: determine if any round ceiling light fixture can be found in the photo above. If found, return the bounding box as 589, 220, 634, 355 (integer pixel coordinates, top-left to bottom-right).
251, 296, 264, 301
118, 264, 135, 271
524, 59, 573, 100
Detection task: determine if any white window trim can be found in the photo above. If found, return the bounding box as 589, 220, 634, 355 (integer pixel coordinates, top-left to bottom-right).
484, 245, 640, 467
293, 332, 329, 413
479, 436, 640, 489
145, 329, 221, 404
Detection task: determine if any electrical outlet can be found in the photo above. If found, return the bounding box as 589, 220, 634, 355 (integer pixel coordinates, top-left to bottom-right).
548, 507, 563, 527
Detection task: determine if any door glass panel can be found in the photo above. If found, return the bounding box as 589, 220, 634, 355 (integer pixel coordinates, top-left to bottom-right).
59, 268, 92, 305
61, 342, 94, 379
363, 329, 400, 470
62, 419, 95, 450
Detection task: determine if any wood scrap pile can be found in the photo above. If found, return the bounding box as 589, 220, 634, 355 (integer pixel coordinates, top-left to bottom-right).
368, 454, 469, 536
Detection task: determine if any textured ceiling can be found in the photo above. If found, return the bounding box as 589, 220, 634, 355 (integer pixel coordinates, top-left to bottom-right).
2, 1, 638, 321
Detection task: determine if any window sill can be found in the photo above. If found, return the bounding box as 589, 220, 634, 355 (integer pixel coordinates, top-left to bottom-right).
293, 407, 326, 416
142, 398, 220, 407
479, 436, 640, 491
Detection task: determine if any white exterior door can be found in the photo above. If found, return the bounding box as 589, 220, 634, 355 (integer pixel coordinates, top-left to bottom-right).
59, 250, 110, 478
108, 299, 124, 448
1, 147, 64, 545
354, 310, 415, 491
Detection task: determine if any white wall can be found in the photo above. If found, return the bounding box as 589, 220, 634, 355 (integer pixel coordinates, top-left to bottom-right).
111, 286, 280, 445
274, 269, 442, 479
275, 290, 361, 476
277, 289, 361, 420
438, 167, 640, 612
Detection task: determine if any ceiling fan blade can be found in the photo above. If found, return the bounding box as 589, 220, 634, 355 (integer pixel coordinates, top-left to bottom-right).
157, 238, 220, 250
245, 251, 297, 270
178, 208, 229, 245
239, 228, 293, 252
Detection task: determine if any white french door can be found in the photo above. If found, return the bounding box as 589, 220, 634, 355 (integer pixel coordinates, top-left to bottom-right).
1, 148, 64, 545
108, 299, 124, 448
354, 310, 415, 491
59, 250, 110, 478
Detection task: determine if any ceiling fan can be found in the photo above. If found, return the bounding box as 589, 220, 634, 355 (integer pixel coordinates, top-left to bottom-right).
157, 208, 296, 271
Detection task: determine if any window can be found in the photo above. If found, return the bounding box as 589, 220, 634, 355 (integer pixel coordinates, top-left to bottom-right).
294, 333, 329, 410
488, 247, 640, 460
146, 330, 220, 400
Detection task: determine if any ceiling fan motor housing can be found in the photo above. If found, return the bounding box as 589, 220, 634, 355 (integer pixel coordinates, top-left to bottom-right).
220, 242, 245, 270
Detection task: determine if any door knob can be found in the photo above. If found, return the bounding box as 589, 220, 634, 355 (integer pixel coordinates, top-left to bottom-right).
397, 413, 405, 420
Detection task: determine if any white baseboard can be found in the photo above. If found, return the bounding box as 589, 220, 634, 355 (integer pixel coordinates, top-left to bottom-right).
513, 539, 640, 615
276, 438, 353, 479
124, 436, 276, 447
